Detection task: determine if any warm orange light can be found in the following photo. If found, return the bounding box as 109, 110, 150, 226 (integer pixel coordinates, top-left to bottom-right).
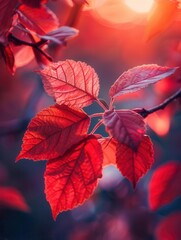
124, 0, 154, 13
146, 111, 171, 136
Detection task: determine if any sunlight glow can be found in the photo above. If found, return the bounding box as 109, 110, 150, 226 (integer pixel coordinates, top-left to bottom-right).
146, 112, 170, 136
124, 0, 154, 13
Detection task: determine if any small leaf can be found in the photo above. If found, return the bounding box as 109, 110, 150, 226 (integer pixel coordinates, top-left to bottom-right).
155, 212, 181, 240
40, 60, 100, 108
17, 104, 90, 161
38, 26, 79, 45
145, 0, 178, 41
109, 65, 177, 99
148, 161, 181, 210
99, 137, 117, 166
0, 186, 30, 212
17, 4, 59, 35
116, 135, 154, 188
103, 109, 145, 150
44, 135, 103, 220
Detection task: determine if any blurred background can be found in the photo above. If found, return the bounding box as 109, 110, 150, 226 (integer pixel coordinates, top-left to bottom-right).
0, 0, 181, 239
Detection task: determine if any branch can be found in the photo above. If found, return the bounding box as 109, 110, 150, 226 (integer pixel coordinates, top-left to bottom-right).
134, 88, 181, 118
8, 34, 52, 62
65, 2, 84, 27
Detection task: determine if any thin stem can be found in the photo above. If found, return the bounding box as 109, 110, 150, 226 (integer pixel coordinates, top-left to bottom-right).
96, 99, 109, 111
90, 119, 104, 134
8, 34, 52, 62
90, 113, 103, 118
65, 3, 84, 27
134, 88, 181, 118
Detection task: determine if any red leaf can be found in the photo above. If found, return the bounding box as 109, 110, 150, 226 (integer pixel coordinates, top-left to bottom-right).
19, 0, 48, 8
99, 138, 117, 166
109, 65, 177, 99
145, 0, 178, 41
40, 60, 100, 108
155, 212, 181, 240
44, 135, 103, 220
0, 44, 15, 73
103, 109, 145, 150
17, 4, 59, 35
0, 0, 17, 43
148, 162, 181, 210
17, 104, 90, 161
0, 186, 30, 212
116, 135, 154, 188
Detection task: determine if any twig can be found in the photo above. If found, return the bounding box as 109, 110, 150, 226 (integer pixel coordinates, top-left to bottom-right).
65, 3, 84, 27
134, 88, 181, 118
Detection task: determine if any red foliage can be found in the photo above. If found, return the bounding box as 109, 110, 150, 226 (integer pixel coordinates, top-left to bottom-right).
0, 186, 29, 212
155, 212, 181, 240
99, 138, 117, 166
116, 136, 154, 188
103, 109, 145, 150
17, 104, 90, 161
45, 135, 103, 219
109, 64, 177, 101
148, 161, 181, 210
40, 60, 100, 108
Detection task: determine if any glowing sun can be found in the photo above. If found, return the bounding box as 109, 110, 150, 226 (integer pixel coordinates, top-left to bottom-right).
124, 0, 154, 13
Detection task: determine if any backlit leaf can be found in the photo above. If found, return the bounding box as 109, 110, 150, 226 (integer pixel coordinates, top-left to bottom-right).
99, 137, 117, 166
109, 65, 177, 99
40, 60, 100, 108
17, 104, 90, 161
116, 135, 154, 188
0, 186, 30, 212
44, 135, 103, 220
145, 0, 178, 41
17, 4, 59, 35
148, 162, 181, 210
103, 109, 145, 150
155, 212, 181, 240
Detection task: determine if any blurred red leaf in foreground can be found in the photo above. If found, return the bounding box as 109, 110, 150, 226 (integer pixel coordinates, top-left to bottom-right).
0, 186, 29, 212
149, 161, 181, 210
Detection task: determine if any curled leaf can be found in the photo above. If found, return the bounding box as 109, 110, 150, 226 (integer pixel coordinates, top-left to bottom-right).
103, 109, 145, 150
38, 26, 79, 44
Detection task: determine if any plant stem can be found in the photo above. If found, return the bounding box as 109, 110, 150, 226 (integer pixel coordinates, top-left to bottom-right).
90, 119, 104, 134
65, 3, 84, 27
90, 113, 103, 118
96, 99, 109, 111
135, 88, 181, 118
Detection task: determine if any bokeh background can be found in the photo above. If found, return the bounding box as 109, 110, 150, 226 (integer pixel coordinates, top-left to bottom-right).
0, 0, 181, 239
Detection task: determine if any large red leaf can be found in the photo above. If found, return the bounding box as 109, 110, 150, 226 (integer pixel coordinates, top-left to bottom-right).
0, 0, 17, 43
109, 65, 177, 99
17, 104, 90, 161
155, 212, 181, 240
0, 186, 30, 212
99, 137, 117, 166
103, 109, 145, 150
40, 60, 100, 108
44, 135, 103, 220
17, 4, 59, 35
148, 162, 181, 210
145, 0, 178, 41
116, 135, 154, 188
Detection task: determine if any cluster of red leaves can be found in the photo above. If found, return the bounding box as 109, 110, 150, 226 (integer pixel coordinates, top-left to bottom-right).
16, 59, 177, 219
0, 0, 78, 73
